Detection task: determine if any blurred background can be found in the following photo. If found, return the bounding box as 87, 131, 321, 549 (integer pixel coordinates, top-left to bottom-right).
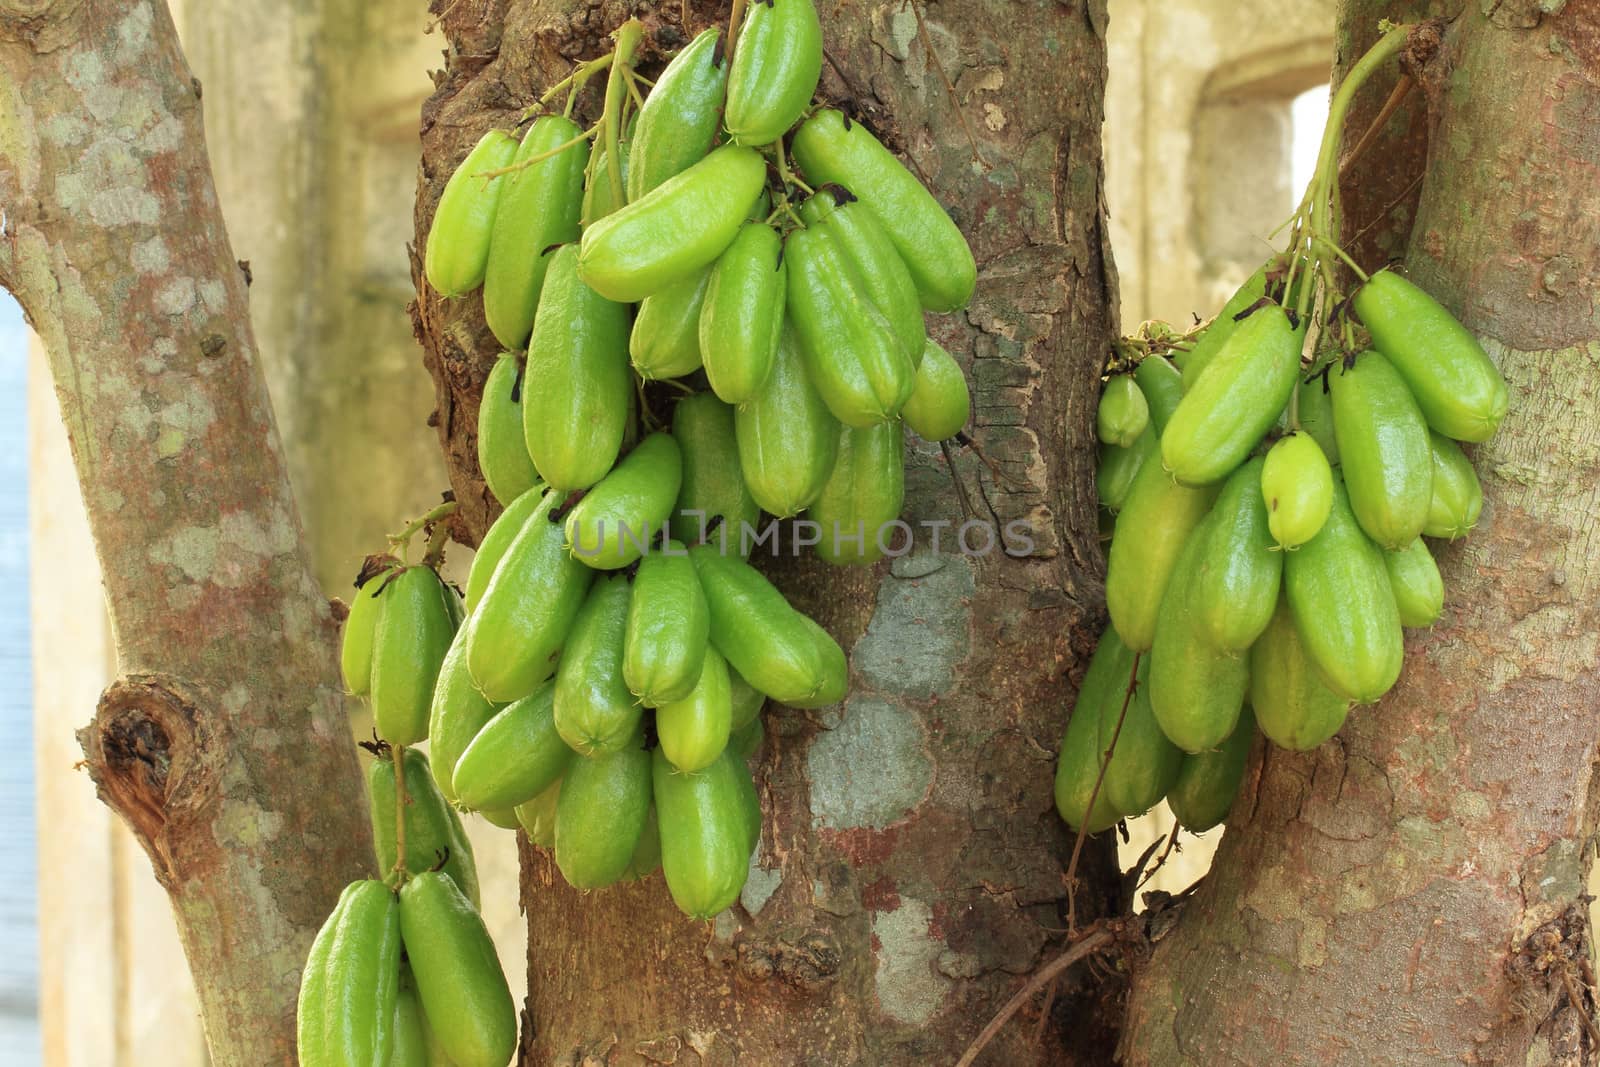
0, 0, 1338, 1061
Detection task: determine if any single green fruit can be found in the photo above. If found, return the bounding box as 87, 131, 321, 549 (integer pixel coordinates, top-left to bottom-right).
1352, 269, 1508, 442
1330, 350, 1434, 551
1097, 375, 1149, 448
425, 129, 518, 298
1249, 593, 1350, 751
1261, 432, 1333, 549
1384, 537, 1445, 628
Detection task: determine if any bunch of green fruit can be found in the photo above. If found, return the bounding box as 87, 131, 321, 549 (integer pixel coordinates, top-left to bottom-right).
1056, 22, 1507, 838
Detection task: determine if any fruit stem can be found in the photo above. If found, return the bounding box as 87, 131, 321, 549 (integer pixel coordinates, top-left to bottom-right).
1306, 23, 1411, 265
474, 128, 598, 180
537, 52, 615, 109
602, 19, 645, 210
388, 500, 458, 559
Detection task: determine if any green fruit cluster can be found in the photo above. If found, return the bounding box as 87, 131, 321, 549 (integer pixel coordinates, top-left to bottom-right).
426, 5, 976, 569
1061, 261, 1505, 835
412, 7, 984, 919
301, 752, 510, 1067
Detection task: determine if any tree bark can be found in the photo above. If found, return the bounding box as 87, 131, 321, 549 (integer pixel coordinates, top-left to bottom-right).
411, 1, 1126, 1062
1122, 7, 1600, 1065
0, 2, 373, 1063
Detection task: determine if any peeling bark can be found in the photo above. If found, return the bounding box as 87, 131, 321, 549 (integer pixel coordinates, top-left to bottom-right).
1123, 7, 1600, 1064
411, 0, 1125, 1062
0, 2, 372, 1063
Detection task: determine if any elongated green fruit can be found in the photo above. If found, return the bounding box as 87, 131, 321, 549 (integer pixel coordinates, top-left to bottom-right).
658, 646, 733, 773
631, 267, 710, 380
1330, 350, 1433, 550
553, 575, 639, 755
524, 243, 632, 491
672, 393, 761, 553
465, 489, 595, 702
792, 614, 849, 708
425, 129, 518, 297
1148, 525, 1250, 753
371, 566, 458, 746
624, 543, 710, 706
1105, 453, 1221, 651
320, 880, 401, 1067
464, 485, 546, 612
565, 433, 684, 570
786, 224, 915, 427
341, 555, 400, 696
1284, 477, 1404, 703
1097, 376, 1149, 448
653, 748, 750, 918
555, 744, 652, 889
1297, 371, 1339, 464
582, 113, 635, 228
623, 805, 663, 881
1052, 629, 1125, 834
1261, 432, 1333, 549
1098, 653, 1182, 817
369, 749, 480, 907
811, 420, 905, 566
734, 324, 841, 517
1133, 356, 1183, 432
700, 222, 786, 404
1162, 304, 1301, 486
514, 776, 561, 847
627, 29, 727, 200
478, 353, 540, 506
390, 968, 430, 1067
1384, 537, 1444, 628
578, 146, 767, 302
791, 109, 975, 311
427, 627, 504, 804
399, 872, 517, 1067
901, 338, 970, 441
1250, 594, 1349, 751
728, 663, 765, 731
1166, 708, 1255, 833
1192, 456, 1281, 651
1178, 264, 1268, 388
482, 116, 588, 349
453, 682, 573, 811
297, 883, 356, 1064
801, 186, 925, 362
690, 544, 834, 706
1352, 269, 1508, 442
725, 0, 822, 145
1097, 432, 1155, 513
1425, 432, 1483, 539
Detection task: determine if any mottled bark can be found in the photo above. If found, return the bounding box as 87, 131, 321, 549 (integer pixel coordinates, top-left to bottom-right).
1123, 6, 1600, 1065
0, 2, 372, 1064
411, 1, 1125, 1062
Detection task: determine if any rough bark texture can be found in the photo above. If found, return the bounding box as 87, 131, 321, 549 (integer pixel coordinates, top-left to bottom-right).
0, 2, 373, 1063
1123, 6, 1600, 1065
411, 1, 1126, 1062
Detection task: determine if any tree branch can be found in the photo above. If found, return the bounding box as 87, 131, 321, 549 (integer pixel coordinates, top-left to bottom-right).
0, 2, 372, 1062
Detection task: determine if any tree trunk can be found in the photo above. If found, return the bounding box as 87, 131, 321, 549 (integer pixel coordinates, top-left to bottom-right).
1122, 7, 1600, 1065
411, 1, 1126, 1062
0, 2, 373, 1063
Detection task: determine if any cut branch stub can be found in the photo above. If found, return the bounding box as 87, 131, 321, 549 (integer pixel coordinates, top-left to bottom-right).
79, 673, 220, 890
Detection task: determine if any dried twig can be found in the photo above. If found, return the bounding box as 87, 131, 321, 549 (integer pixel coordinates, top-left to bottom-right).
953, 925, 1117, 1067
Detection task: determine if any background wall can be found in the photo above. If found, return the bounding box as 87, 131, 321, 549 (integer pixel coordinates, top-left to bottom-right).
14, 0, 1337, 1060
